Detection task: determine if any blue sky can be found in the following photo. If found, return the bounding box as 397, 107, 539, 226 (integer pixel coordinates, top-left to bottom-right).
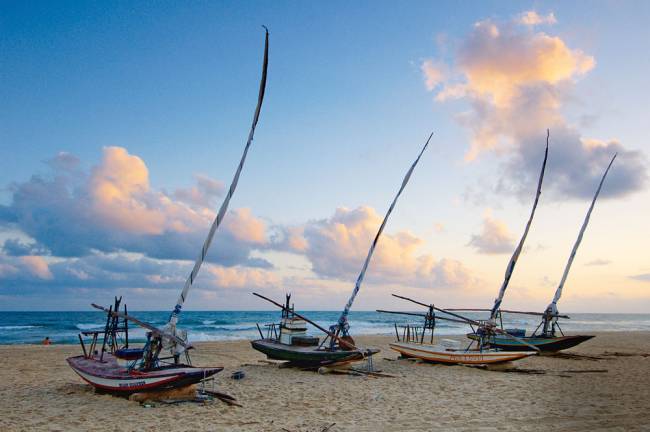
1, 1, 649, 312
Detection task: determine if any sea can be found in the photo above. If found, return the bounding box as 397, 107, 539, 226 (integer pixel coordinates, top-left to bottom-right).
2, 310, 650, 345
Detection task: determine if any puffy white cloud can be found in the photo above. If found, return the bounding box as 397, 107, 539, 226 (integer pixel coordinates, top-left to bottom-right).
300, 206, 474, 289
0, 146, 271, 266
203, 264, 280, 289
467, 212, 515, 254
173, 174, 224, 208
421, 59, 446, 91
422, 13, 646, 199
516, 11, 557, 26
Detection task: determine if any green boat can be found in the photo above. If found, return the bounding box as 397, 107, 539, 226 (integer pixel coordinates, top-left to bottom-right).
463, 152, 615, 353
251, 134, 432, 368
467, 332, 594, 352
251, 295, 378, 366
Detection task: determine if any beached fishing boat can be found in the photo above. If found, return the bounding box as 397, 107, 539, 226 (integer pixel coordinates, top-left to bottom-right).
378, 136, 551, 365
466, 332, 594, 352
250, 294, 378, 366
67, 28, 269, 393
465, 153, 616, 352
67, 298, 223, 394
251, 133, 432, 367
379, 295, 538, 365
389, 341, 535, 365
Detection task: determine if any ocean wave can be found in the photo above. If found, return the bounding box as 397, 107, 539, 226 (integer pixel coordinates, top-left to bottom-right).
76, 323, 104, 330
0, 325, 41, 330
197, 324, 257, 331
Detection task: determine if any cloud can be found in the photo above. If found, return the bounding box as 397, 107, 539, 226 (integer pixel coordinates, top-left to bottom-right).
421, 59, 446, 91
585, 259, 611, 267
173, 174, 224, 208
422, 13, 646, 200
516, 11, 557, 26
0, 250, 277, 298
299, 206, 475, 289
203, 264, 280, 289
630, 273, 650, 282
0, 147, 479, 307
45, 152, 80, 172
467, 212, 515, 254
0, 147, 270, 267
19, 256, 54, 279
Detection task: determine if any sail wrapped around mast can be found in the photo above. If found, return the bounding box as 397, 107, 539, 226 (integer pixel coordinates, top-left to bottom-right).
489, 132, 549, 320
546, 153, 617, 316
169, 28, 269, 328
336, 132, 433, 334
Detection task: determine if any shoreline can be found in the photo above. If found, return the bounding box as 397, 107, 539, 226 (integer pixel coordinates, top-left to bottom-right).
2, 328, 650, 346
1, 331, 650, 431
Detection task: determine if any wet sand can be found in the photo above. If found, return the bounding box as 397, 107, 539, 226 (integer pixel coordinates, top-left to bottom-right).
1, 331, 649, 431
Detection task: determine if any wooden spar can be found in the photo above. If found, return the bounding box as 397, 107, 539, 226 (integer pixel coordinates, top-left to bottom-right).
78, 334, 88, 358
443, 307, 570, 319
91, 303, 189, 348
546, 153, 617, 315
252, 292, 358, 350
99, 305, 112, 361
391, 294, 541, 352
336, 132, 432, 333
124, 303, 129, 348
168, 27, 270, 327
489, 133, 548, 320
376, 309, 468, 325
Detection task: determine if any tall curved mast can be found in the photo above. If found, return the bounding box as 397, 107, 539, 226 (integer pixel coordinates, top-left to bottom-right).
545, 153, 616, 317
336, 133, 433, 336
169, 28, 269, 328
489, 132, 549, 320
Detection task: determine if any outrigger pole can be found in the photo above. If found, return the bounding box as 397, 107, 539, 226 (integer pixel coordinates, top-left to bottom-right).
444, 307, 570, 319
167, 27, 270, 331
334, 132, 433, 341
92, 303, 189, 348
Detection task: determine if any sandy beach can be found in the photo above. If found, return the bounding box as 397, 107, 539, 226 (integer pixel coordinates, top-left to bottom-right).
1, 331, 649, 431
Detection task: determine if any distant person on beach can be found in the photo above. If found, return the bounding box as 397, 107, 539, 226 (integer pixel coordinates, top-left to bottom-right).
42, 337, 51, 345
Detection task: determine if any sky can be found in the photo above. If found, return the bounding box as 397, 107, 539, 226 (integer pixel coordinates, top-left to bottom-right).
1, 1, 649, 313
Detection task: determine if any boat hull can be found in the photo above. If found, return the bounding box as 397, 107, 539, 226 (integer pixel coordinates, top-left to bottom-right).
467, 333, 595, 352
389, 342, 536, 365
67, 354, 223, 394
251, 339, 379, 366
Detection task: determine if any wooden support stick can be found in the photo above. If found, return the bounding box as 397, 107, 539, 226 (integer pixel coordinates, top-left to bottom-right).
78, 334, 87, 358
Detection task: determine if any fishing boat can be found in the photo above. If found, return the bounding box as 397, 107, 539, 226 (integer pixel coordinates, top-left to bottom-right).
67, 298, 223, 394
250, 294, 378, 366
379, 295, 537, 365
389, 341, 535, 365
378, 135, 551, 365
466, 152, 616, 352
67, 27, 270, 394
251, 133, 433, 367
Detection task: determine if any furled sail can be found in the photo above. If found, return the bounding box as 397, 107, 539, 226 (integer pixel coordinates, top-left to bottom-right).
546, 153, 616, 316
489, 132, 549, 320
335, 132, 433, 335
168, 28, 269, 328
